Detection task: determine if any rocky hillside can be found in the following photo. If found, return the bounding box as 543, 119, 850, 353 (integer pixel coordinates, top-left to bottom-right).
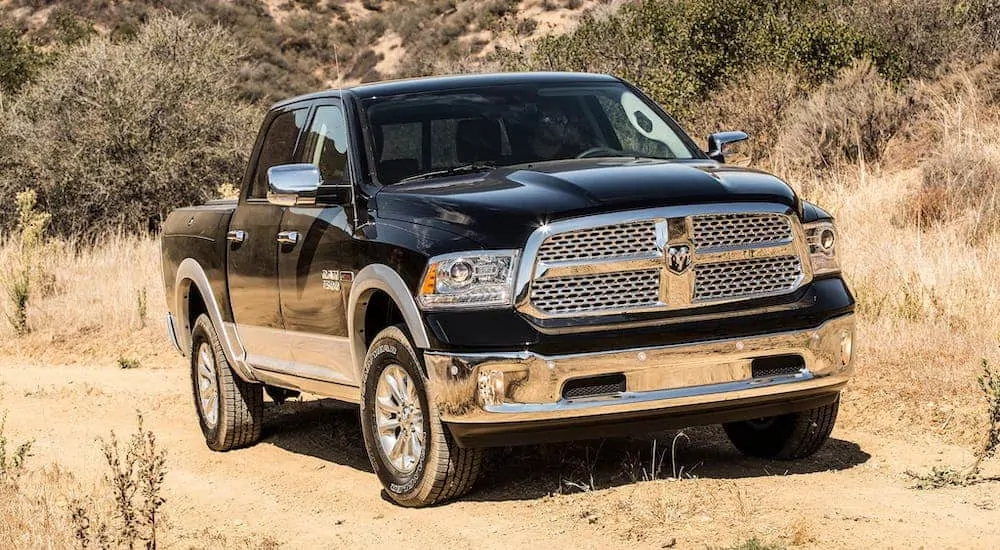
0, 0, 606, 100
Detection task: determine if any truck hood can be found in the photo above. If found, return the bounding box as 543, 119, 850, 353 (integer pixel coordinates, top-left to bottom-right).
373, 158, 800, 249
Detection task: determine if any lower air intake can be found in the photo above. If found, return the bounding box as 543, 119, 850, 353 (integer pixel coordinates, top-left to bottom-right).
751, 355, 805, 378
563, 374, 626, 399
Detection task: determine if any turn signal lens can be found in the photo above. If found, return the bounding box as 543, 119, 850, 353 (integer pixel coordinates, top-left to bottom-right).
420, 263, 438, 295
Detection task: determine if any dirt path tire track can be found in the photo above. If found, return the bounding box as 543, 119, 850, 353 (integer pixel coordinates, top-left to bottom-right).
1, 360, 998, 549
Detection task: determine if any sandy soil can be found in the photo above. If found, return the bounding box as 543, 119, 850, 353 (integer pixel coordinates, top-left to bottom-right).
1, 358, 998, 549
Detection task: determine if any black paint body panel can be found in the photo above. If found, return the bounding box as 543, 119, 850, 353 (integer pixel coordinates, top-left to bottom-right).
160, 201, 236, 323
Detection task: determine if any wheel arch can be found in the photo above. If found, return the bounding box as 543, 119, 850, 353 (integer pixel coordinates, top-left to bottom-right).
348, 264, 431, 381
175, 258, 256, 381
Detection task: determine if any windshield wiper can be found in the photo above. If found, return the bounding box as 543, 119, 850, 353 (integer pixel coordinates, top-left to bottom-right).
397, 162, 496, 183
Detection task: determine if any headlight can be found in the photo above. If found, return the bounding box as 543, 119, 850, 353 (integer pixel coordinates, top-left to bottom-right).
418, 250, 519, 309
804, 220, 840, 276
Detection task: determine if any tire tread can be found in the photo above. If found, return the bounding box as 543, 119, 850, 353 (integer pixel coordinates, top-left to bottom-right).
193, 315, 263, 452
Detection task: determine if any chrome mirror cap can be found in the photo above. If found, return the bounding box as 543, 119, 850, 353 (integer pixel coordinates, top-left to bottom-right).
706, 131, 750, 163
266, 163, 321, 206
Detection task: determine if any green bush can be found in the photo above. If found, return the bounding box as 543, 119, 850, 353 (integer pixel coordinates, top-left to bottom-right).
0, 15, 260, 238
504, 0, 999, 121
0, 25, 43, 98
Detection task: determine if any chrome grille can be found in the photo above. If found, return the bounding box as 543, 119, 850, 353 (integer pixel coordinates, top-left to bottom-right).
536, 220, 657, 263
521, 206, 810, 319
694, 256, 802, 301
692, 213, 791, 250
529, 269, 661, 315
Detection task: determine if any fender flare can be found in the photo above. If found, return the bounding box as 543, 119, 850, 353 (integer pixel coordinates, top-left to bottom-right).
174, 258, 256, 382
348, 264, 431, 379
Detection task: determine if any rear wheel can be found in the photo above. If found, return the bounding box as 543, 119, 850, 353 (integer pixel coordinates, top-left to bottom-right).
191, 314, 263, 451
723, 395, 839, 460
360, 325, 482, 507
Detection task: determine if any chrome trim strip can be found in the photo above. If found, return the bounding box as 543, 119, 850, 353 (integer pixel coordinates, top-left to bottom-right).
252, 368, 360, 404
424, 313, 854, 424
515, 203, 813, 321
174, 258, 256, 382
165, 313, 182, 354
484, 372, 815, 414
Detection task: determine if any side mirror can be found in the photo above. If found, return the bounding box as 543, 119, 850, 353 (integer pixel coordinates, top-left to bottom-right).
706, 131, 749, 163
267, 164, 321, 206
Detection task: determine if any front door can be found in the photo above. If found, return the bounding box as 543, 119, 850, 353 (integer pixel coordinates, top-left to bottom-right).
276, 101, 359, 385
227, 106, 309, 366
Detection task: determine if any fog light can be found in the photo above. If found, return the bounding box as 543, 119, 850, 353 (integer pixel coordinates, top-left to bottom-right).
477, 370, 505, 407
840, 330, 854, 367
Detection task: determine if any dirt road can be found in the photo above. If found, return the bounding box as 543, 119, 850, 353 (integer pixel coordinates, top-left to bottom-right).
1, 358, 998, 549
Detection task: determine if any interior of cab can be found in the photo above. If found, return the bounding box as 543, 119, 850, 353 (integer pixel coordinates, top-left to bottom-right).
365, 86, 683, 184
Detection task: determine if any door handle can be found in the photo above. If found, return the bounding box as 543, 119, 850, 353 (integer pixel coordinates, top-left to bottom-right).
277, 230, 299, 246
226, 230, 246, 243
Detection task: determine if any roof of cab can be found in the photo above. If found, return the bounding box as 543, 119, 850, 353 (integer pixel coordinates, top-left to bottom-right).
269, 72, 620, 110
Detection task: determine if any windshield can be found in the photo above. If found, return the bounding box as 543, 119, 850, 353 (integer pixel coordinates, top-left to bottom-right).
361, 82, 699, 184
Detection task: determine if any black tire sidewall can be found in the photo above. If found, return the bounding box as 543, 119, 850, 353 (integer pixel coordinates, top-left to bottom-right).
361, 329, 432, 498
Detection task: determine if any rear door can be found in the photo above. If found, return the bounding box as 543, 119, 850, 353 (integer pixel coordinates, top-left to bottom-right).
227, 106, 309, 366
276, 100, 359, 386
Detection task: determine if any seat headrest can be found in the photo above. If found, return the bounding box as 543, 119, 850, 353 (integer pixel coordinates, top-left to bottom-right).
456, 118, 501, 164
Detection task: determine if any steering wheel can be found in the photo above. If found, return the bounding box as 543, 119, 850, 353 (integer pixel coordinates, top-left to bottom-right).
576, 147, 624, 159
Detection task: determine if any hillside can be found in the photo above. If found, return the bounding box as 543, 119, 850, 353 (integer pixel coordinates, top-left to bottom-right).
0, 0, 605, 100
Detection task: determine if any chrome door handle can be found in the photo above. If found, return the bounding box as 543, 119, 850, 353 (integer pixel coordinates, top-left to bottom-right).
277, 230, 299, 245
226, 230, 246, 243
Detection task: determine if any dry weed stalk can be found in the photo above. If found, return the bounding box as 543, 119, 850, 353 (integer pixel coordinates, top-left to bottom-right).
72, 413, 167, 550
0, 412, 33, 485
2, 189, 51, 335
906, 359, 1000, 488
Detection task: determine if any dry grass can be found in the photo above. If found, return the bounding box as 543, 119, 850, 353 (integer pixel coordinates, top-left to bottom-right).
900, 58, 1000, 241
0, 415, 278, 549
0, 234, 170, 366
797, 166, 1000, 446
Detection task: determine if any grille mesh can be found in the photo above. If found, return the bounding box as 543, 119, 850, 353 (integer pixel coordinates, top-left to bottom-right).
530, 269, 661, 314
692, 213, 791, 250
563, 374, 627, 399
694, 256, 802, 301
536, 220, 658, 263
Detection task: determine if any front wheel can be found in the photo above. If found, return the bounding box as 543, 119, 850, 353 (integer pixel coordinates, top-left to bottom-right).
723, 395, 839, 460
360, 325, 482, 507
190, 314, 263, 451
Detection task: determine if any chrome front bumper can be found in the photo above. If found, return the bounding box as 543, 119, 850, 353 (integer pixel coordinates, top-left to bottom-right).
424, 314, 854, 437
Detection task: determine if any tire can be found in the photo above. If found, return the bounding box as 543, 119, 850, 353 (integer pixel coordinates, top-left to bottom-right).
190, 314, 263, 451
723, 395, 839, 460
360, 325, 483, 507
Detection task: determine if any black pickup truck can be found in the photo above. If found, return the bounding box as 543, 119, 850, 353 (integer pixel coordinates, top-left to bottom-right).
161, 72, 855, 507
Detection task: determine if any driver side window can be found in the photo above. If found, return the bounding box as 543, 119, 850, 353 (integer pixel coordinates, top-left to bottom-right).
299, 104, 349, 185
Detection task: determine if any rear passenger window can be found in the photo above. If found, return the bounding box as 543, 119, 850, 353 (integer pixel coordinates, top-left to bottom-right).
249, 109, 308, 199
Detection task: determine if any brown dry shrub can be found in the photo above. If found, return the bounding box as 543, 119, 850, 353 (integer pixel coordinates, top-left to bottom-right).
899, 58, 1000, 240
777, 61, 911, 172
684, 67, 804, 165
